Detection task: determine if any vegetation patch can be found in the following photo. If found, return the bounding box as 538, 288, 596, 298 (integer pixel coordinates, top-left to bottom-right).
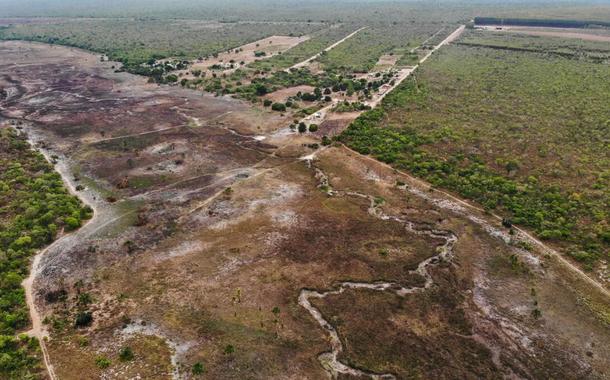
0, 127, 91, 378
339, 40, 609, 270
0, 19, 322, 75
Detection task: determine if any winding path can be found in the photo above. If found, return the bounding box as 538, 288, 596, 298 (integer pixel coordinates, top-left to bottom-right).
298, 162, 457, 379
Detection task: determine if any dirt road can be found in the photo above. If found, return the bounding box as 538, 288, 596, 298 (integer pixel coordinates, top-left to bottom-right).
20, 126, 124, 380
342, 145, 610, 298
367, 25, 465, 108
287, 26, 367, 71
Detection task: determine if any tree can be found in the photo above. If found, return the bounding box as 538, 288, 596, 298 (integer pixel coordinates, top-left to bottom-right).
308, 124, 319, 132
263, 99, 272, 107
255, 84, 268, 96
298, 123, 307, 133
271, 103, 286, 112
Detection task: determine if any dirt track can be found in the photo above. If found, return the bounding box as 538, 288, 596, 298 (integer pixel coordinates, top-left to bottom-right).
287, 26, 367, 71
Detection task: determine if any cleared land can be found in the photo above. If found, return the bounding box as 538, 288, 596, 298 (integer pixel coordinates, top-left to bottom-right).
461, 29, 610, 61
476, 25, 610, 42
1, 2, 610, 379
315, 24, 455, 73
185, 35, 309, 75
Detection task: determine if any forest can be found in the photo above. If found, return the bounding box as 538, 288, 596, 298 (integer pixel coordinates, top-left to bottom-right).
0, 127, 91, 378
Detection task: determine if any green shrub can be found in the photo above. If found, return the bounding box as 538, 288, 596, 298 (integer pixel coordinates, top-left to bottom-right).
95, 356, 111, 369
192, 362, 205, 375
119, 346, 134, 362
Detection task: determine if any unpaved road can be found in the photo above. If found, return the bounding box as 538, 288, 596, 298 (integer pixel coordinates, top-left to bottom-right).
367, 24, 465, 108
287, 26, 367, 71
20, 125, 123, 380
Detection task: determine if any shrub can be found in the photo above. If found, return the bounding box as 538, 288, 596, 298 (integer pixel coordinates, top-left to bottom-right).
95, 356, 111, 369
74, 311, 93, 328
263, 99, 272, 107
308, 124, 319, 132
64, 216, 81, 231
119, 346, 134, 362
192, 362, 205, 375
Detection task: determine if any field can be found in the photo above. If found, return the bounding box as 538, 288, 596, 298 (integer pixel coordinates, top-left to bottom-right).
316, 24, 452, 73
248, 24, 358, 71
340, 32, 610, 274
0, 18, 323, 70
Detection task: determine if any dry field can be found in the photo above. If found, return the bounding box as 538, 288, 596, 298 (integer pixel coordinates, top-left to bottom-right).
182, 35, 309, 78
476, 25, 610, 42
1, 40, 609, 380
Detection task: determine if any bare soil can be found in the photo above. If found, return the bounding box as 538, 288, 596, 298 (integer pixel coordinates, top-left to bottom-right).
373, 54, 401, 70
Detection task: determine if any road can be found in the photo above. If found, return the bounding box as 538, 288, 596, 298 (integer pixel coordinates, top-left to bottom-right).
21, 126, 124, 380
287, 27, 368, 71
367, 24, 465, 108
